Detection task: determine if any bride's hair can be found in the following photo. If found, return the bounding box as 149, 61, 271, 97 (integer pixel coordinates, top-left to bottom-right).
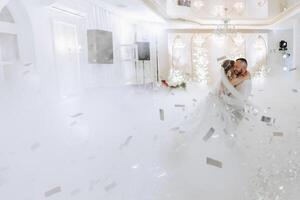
221, 60, 235, 74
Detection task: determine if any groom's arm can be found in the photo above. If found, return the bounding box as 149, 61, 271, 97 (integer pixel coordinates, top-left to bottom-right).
230, 77, 245, 87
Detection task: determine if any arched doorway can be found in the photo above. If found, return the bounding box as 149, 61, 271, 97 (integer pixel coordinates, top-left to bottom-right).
0, 0, 35, 88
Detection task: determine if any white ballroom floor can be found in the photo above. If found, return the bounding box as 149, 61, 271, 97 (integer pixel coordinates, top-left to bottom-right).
0, 70, 300, 200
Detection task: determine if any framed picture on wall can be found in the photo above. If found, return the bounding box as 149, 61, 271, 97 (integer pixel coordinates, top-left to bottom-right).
177, 0, 191, 7
136, 42, 150, 61
87, 29, 113, 64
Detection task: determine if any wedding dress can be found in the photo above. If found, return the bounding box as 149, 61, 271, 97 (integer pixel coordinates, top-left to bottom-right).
163, 69, 300, 200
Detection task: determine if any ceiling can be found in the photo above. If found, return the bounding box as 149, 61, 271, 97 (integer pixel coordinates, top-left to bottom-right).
99, 0, 300, 30
99, 0, 165, 23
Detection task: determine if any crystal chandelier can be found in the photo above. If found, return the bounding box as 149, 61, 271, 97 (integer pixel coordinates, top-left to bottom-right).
214, 8, 237, 38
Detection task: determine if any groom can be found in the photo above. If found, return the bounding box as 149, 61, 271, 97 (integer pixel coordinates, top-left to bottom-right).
230, 58, 251, 89
233, 58, 252, 100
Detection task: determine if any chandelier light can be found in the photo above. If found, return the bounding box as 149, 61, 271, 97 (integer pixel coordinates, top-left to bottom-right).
233, 1, 245, 14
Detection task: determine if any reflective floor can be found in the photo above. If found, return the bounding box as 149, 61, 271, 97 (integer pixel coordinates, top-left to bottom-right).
0, 70, 300, 200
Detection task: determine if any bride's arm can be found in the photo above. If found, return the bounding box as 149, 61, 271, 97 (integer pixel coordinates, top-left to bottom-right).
230, 72, 250, 87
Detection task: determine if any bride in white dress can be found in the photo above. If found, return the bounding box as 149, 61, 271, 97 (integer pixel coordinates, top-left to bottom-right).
160, 59, 257, 200
185, 59, 253, 138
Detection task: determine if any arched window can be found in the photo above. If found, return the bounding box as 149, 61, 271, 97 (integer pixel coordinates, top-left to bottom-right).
0, 6, 15, 23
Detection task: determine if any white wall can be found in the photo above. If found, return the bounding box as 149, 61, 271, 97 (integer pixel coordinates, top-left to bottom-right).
293, 19, 300, 79
13, 0, 141, 98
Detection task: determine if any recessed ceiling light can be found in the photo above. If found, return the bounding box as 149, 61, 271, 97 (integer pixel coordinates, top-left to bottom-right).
192, 0, 204, 10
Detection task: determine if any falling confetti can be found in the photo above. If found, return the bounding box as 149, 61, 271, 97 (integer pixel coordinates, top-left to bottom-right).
206, 157, 223, 168
70, 113, 84, 118
273, 132, 284, 137
159, 109, 164, 121
174, 104, 185, 108
170, 127, 180, 131
203, 127, 215, 142
119, 136, 133, 150
217, 56, 227, 62
261, 116, 272, 123
44, 186, 62, 197
104, 182, 117, 192
30, 143, 40, 151
69, 121, 77, 126
70, 188, 80, 196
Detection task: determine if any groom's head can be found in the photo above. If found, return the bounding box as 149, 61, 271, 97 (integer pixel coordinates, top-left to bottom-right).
235, 58, 248, 75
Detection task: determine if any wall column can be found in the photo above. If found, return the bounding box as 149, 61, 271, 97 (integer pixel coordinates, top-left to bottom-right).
293, 19, 300, 79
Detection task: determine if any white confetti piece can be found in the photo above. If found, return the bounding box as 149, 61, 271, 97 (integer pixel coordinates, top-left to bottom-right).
23, 70, 30, 75
223, 129, 229, 135
217, 56, 227, 61
104, 182, 117, 192
206, 157, 223, 168
157, 172, 167, 178
24, 63, 33, 67
45, 186, 62, 197
70, 188, 80, 196
203, 127, 215, 142
70, 113, 84, 118
0, 166, 9, 172
292, 89, 298, 93
273, 132, 284, 137
69, 121, 77, 126
159, 109, 164, 121
120, 136, 133, 149
170, 127, 180, 131
30, 143, 40, 151
261, 116, 272, 123
174, 104, 185, 108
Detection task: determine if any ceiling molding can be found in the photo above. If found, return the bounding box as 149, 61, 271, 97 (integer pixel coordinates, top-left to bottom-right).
167, 29, 270, 34
142, 1, 300, 29
141, 0, 170, 20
